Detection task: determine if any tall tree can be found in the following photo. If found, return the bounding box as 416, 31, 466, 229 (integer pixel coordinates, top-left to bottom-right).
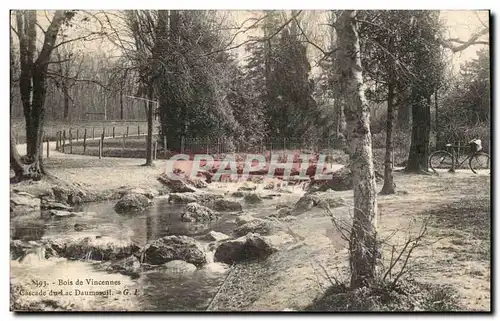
11, 10, 76, 180
335, 10, 379, 288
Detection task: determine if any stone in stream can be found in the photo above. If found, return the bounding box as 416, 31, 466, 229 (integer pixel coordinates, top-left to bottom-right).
49, 210, 86, 219
231, 191, 246, 198
181, 202, 219, 222
162, 260, 197, 273
41, 199, 73, 211
141, 235, 207, 266
45, 235, 140, 261
114, 193, 152, 214
204, 231, 231, 242
10, 191, 40, 213
238, 185, 257, 192
158, 174, 197, 193
235, 214, 258, 226
269, 207, 293, 218
234, 218, 275, 237
214, 233, 277, 264
212, 199, 242, 212
113, 186, 159, 200
168, 192, 223, 204
244, 193, 263, 204
104, 255, 142, 275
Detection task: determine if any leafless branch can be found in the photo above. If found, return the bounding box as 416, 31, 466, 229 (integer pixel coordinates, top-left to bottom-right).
439, 27, 489, 53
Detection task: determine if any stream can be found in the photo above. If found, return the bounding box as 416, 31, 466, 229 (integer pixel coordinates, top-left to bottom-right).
10, 186, 305, 311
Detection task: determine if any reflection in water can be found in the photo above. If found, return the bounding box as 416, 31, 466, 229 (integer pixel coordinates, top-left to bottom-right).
10, 190, 303, 311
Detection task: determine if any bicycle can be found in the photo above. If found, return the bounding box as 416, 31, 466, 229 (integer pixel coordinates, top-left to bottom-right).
428, 142, 490, 174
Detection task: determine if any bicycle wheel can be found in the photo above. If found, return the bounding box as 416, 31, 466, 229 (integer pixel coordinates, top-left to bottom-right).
429, 150, 454, 172
469, 152, 490, 174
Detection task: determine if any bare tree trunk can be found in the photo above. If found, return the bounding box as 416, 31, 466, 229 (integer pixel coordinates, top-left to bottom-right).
14, 10, 70, 180
380, 82, 396, 194
405, 91, 431, 173
336, 10, 379, 289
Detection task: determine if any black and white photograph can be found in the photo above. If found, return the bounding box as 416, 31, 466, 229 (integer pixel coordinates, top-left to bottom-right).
8, 8, 491, 312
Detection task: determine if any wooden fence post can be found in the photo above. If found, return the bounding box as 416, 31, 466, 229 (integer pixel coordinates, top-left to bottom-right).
102, 126, 106, 138
62, 130, 66, 153
76, 129, 79, 142
99, 132, 104, 159
137, 125, 140, 137
126, 126, 129, 137
69, 130, 73, 154
46, 138, 50, 158
121, 134, 126, 157
113, 126, 115, 138
56, 131, 59, 151
92, 127, 95, 140
83, 129, 87, 153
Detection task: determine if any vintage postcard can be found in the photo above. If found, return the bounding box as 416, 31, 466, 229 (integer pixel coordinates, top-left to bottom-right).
9, 9, 490, 312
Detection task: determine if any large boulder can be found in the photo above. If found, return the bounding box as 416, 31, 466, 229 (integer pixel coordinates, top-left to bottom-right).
105, 255, 142, 275
114, 193, 152, 214
141, 235, 206, 266
234, 218, 275, 237
10, 192, 40, 213
46, 235, 140, 261
181, 202, 219, 222
212, 199, 242, 212
214, 233, 277, 264
158, 174, 197, 193
185, 177, 208, 189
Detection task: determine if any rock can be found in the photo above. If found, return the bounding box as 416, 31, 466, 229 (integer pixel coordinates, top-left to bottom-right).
181, 202, 219, 222
280, 216, 297, 222
204, 231, 231, 242
52, 186, 69, 203
247, 176, 264, 184
234, 218, 274, 236
293, 191, 346, 214
162, 260, 197, 273
214, 233, 277, 264
114, 186, 159, 199
186, 177, 208, 189
309, 166, 352, 192
158, 174, 197, 193
114, 193, 152, 214
212, 199, 242, 212
263, 182, 275, 190
142, 235, 206, 266
41, 200, 72, 211
67, 194, 83, 206
269, 207, 292, 218
107, 255, 142, 274
276, 204, 292, 210
231, 191, 246, 198
10, 192, 40, 213
49, 210, 84, 218
262, 193, 281, 200
235, 214, 257, 226
74, 223, 90, 231
45, 235, 140, 261
168, 192, 223, 204
10, 240, 34, 260
244, 193, 263, 204
238, 185, 257, 192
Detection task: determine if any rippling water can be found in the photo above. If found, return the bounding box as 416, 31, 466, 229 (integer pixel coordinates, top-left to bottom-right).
11, 187, 304, 311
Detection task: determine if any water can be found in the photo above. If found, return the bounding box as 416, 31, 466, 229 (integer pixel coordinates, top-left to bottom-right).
10, 186, 305, 311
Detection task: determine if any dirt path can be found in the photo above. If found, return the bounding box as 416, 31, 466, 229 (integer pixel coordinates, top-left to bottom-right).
211, 170, 490, 311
